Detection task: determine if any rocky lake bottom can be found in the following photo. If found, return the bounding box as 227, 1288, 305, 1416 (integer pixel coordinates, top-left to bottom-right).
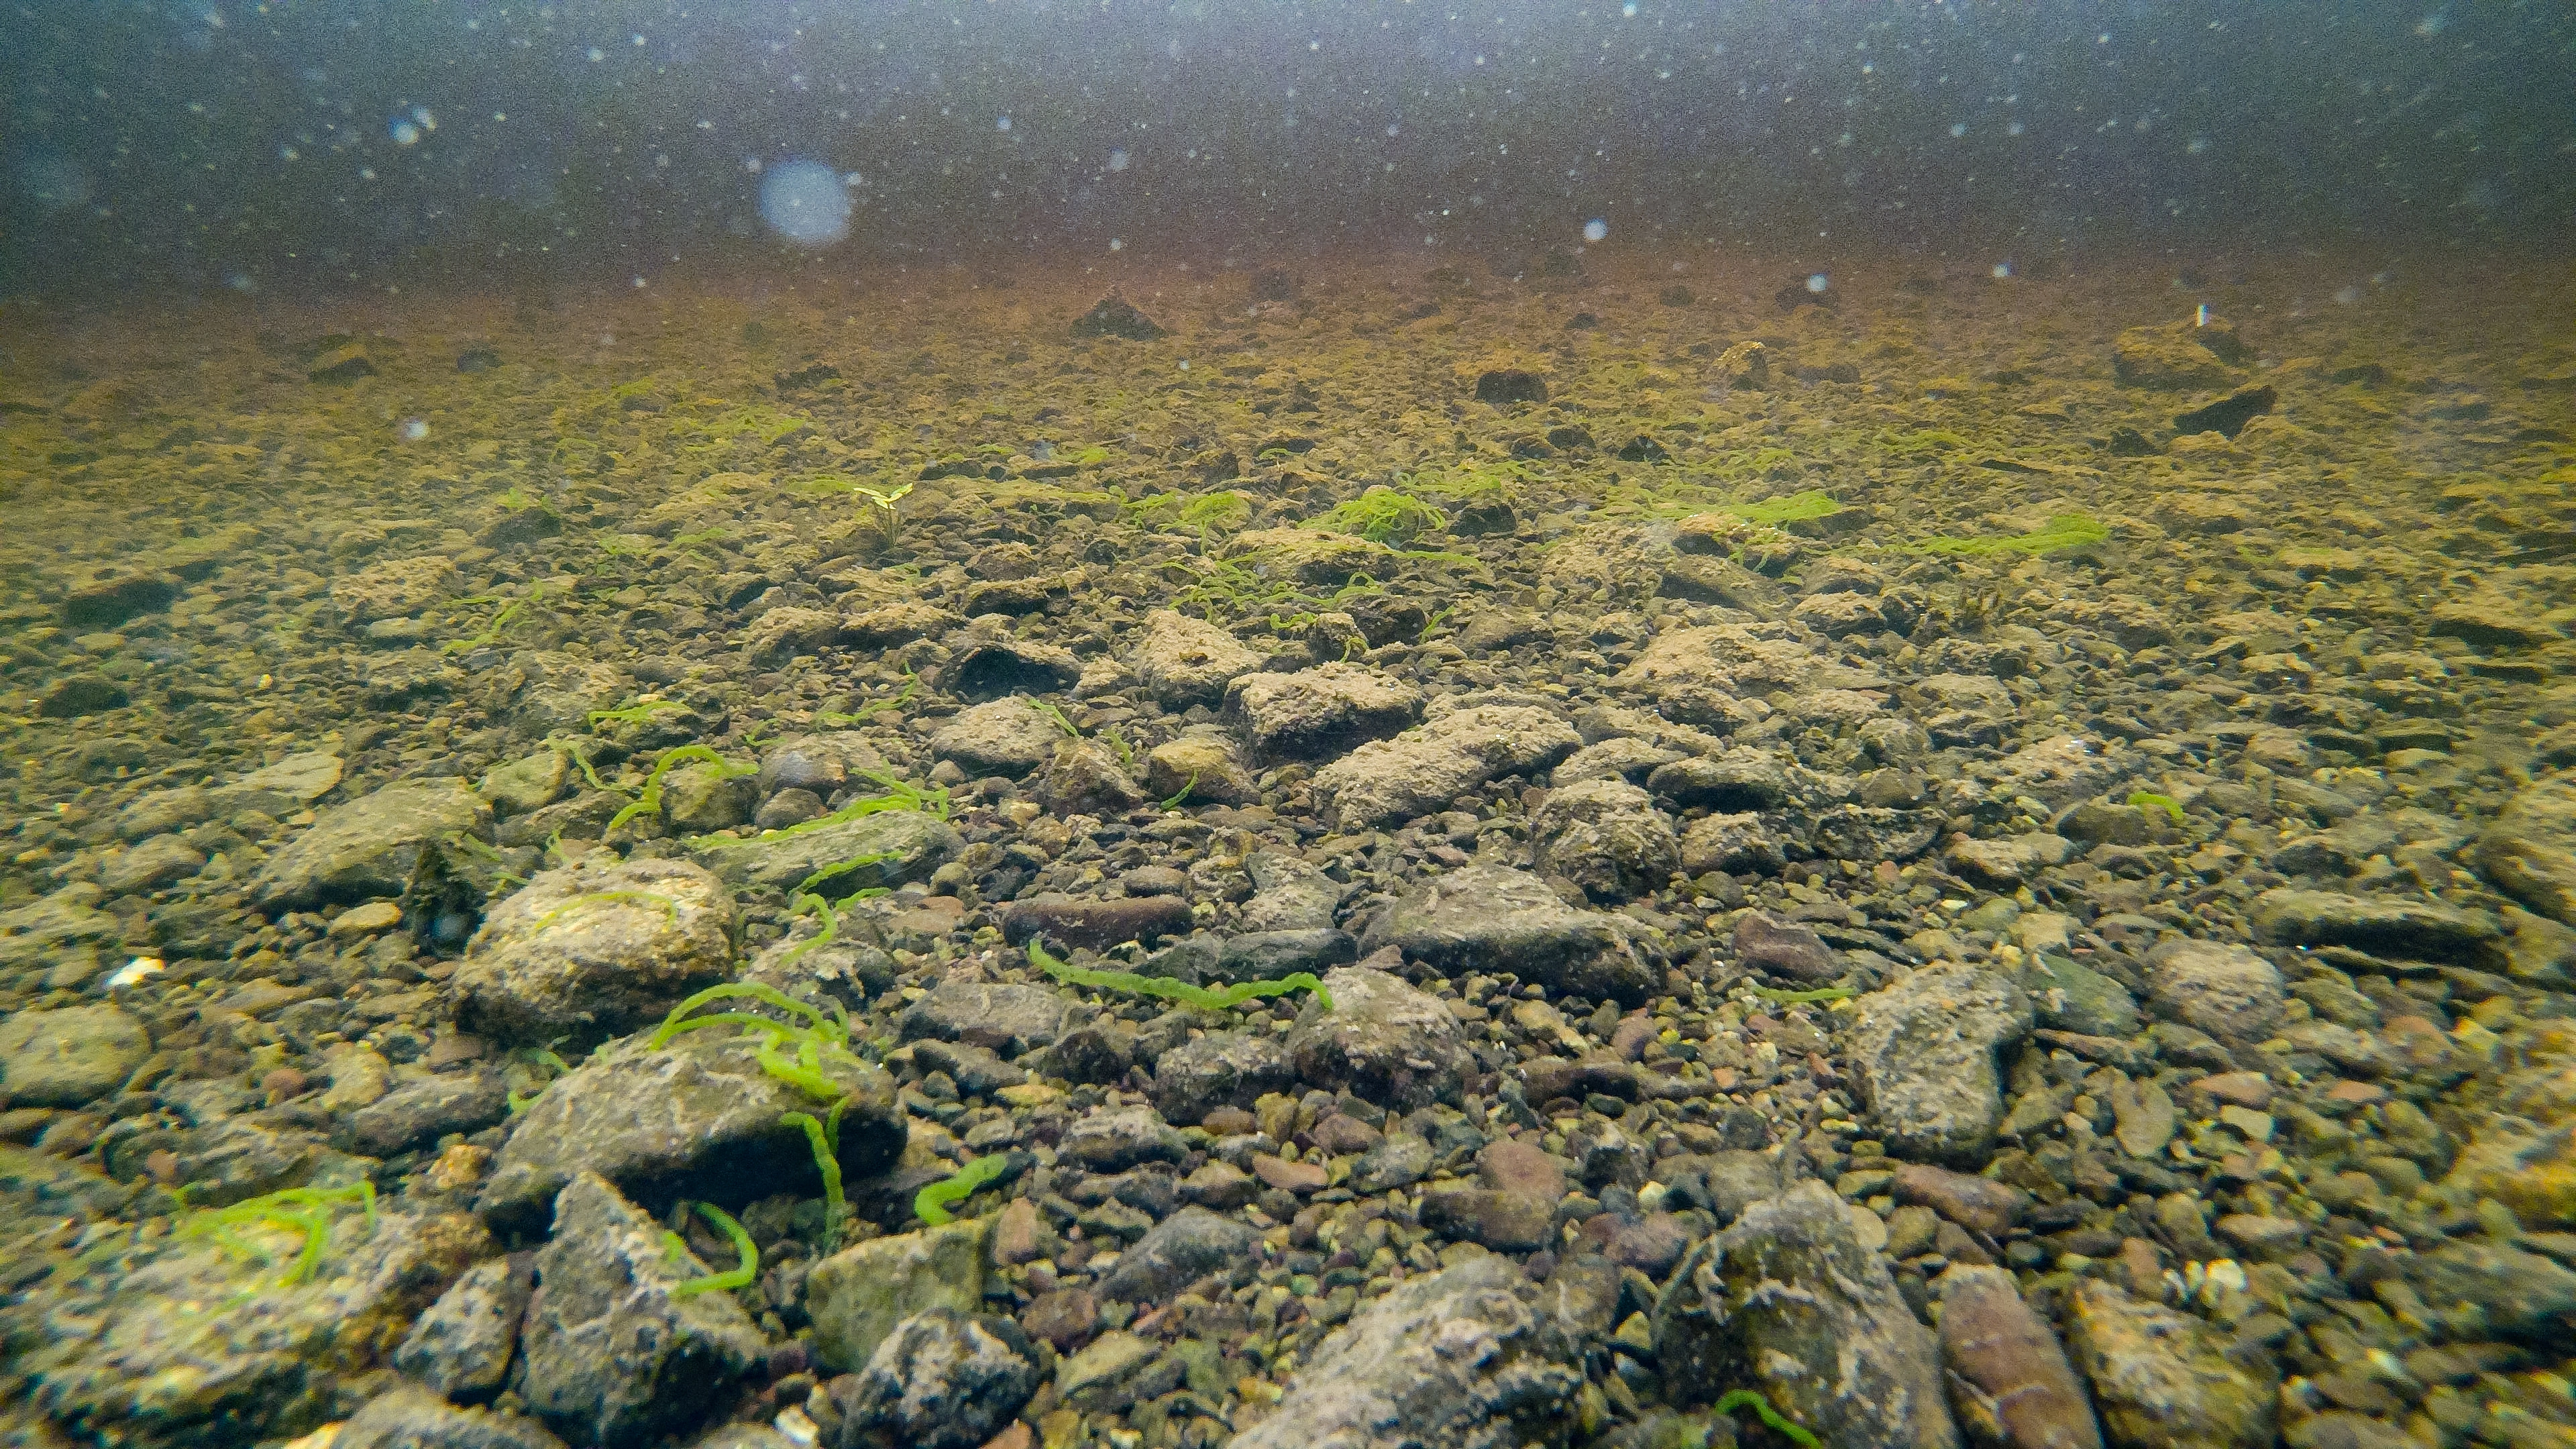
2, 249, 2574, 1449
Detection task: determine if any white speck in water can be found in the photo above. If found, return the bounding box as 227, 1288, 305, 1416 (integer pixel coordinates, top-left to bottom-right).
1108, 237, 1124, 251
996, 115, 1011, 131
1107, 148, 1129, 171
400, 418, 429, 441
389, 118, 421, 146
1806, 273, 1830, 293
1582, 218, 1607, 243
1992, 262, 2013, 279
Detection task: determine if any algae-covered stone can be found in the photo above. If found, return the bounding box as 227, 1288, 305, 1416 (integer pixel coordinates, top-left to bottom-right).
475, 1024, 902, 1234
804, 1217, 990, 1373
480, 750, 572, 818
15, 1208, 490, 1449
453, 858, 735, 1047
251, 777, 492, 912
688, 806, 960, 894
1284, 965, 1474, 1111
1529, 777, 1680, 904
520, 1173, 765, 1448
2065, 1281, 2276, 1449
928, 698, 1068, 779
0, 1003, 150, 1108
339, 1385, 569, 1449
1225, 663, 1423, 763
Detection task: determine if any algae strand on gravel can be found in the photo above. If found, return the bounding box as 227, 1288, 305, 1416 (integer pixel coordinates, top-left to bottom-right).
914, 1153, 1012, 1226
667, 1200, 757, 1299
1027, 937, 1333, 1012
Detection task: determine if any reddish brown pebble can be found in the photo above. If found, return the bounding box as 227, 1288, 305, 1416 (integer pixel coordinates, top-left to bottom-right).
262, 1068, 309, 1102
2189, 1071, 2275, 1110
1937, 1264, 2106, 1449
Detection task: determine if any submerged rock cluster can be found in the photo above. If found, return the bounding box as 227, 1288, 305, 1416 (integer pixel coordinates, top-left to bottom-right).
2, 253, 2574, 1449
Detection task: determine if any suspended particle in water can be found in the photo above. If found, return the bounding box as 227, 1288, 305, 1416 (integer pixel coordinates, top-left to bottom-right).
1582, 218, 1608, 243
1107, 148, 1129, 172
400, 419, 429, 441
1806, 273, 1830, 294
757, 158, 852, 246
1992, 262, 2013, 279
996, 115, 1012, 131
390, 117, 421, 146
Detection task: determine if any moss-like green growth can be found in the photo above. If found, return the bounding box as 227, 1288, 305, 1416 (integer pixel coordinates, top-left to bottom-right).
1159, 771, 1199, 811
532, 889, 681, 933
668, 1200, 758, 1298
914, 1154, 1011, 1226
2127, 790, 2186, 825
177, 1182, 378, 1288
587, 699, 688, 729
1714, 1389, 1820, 1449
1716, 489, 1843, 527
1026, 698, 1081, 738
695, 769, 950, 850
1907, 512, 2109, 557
441, 592, 533, 656
607, 745, 758, 833
1304, 488, 1448, 547
1747, 984, 1853, 1004
1028, 938, 1333, 1012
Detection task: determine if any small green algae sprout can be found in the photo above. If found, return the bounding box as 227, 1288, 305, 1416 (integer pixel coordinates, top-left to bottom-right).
780, 1104, 849, 1248
588, 698, 689, 729
1159, 771, 1200, 811
776, 892, 839, 969
178, 1182, 378, 1288
692, 770, 949, 853
2126, 790, 2186, 825
532, 889, 682, 933
668, 1201, 758, 1299
855, 481, 914, 552
1026, 697, 1081, 738
1906, 512, 2109, 557
1746, 984, 1854, 1005
816, 672, 918, 727
914, 1154, 1012, 1226
441, 595, 529, 657
1714, 1389, 1821, 1449
1027, 938, 1334, 1013
607, 745, 759, 833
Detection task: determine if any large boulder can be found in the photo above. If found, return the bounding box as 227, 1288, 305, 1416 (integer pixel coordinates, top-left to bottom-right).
1230, 1254, 1582, 1449
1312, 704, 1578, 829
250, 777, 491, 911
519, 1173, 766, 1448
1847, 963, 2033, 1166
1660, 1180, 1958, 1449
476, 1026, 903, 1234
1361, 864, 1655, 1006
1284, 965, 1474, 1111
451, 859, 735, 1047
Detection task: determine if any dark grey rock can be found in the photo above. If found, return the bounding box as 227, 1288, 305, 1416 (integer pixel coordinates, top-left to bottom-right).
519, 1173, 766, 1448
1238, 851, 1348, 933
1217, 928, 1358, 980
899, 977, 1073, 1057
0, 1003, 150, 1108
1348, 1131, 1436, 1193
339, 1069, 509, 1158
2405, 1240, 2576, 1344
1285, 965, 1474, 1111
2024, 951, 2143, 1038
833, 1309, 1040, 1449
1732, 912, 1841, 983
1225, 663, 1423, 763
1059, 1104, 1187, 1172
1230, 1254, 1581, 1449
999, 893, 1194, 952
2250, 888, 2503, 964
393, 1255, 534, 1402
476, 1028, 903, 1234
250, 778, 492, 912
1150, 1030, 1293, 1126
1662, 1180, 1959, 1449
1361, 864, 1655, 1006
1095, 1207, 1260, 1303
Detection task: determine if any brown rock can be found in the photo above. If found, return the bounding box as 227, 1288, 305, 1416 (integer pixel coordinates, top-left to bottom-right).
1892, 1163, 2031, 1237
1251, 1154, 1328, 1195
1939, 1264, 2105, 1449
1734, 911, 1843, 983
2188, 1072, 2275, 1110
1022, 1287, 1099, 1351
1418, 1186, 1555, 1250
1181, 1161, 1258, 1209
999, 893, 1195, 952
991, 1197, 1045, 1265
1479, 1138, 1568, 1199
